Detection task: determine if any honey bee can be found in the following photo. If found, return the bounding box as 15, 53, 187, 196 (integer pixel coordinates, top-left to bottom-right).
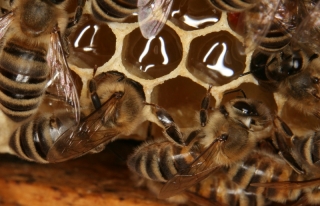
184, 150, 304, 206
47, 71, 146, 163
248, 45, 320, 119
90, 0, 138, 22
2, 0, 88, 163
128, 87, 280, 199
90, 0, 173, 39
210, 0, 309, 53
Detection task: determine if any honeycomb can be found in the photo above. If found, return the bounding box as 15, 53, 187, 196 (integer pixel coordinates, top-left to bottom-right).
0, 0, 316, 205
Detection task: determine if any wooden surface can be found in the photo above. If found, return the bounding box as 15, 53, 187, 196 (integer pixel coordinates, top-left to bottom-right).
0, 140, 181, 206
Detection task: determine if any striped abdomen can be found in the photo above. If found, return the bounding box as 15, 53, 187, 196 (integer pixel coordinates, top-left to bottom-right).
127, 139, 197, 182
90, 0, 138, 22
9, 111, 76, 163
224, 150, 303, 203
210, 0, 257, 12
0, 38, 48, 121
187, 171, 266, 206
9, 115, 55, 163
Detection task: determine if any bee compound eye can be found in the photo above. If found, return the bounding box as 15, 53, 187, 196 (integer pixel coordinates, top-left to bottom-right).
312, 77, 319, 84
233, 101, 258, 116
219, 134, 228, 142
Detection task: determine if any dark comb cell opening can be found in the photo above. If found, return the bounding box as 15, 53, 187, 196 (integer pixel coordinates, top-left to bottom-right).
68, 14, 116, 68
170, 0, 221, 30
151, 76, 215, 128
187, 31, 246, 86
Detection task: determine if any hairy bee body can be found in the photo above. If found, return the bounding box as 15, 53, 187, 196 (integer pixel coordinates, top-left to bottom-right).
0, 0, 68, 121
90, 0, 138, 22
128, 97, 274, 191
179, 150, 303, 205
46, 71, 146, 163
3, 0, 84, 163
250, 46, 320, 118
211, 0, 307, 52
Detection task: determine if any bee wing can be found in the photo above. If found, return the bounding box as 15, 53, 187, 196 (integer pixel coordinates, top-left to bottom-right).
138, 0, 173, 39
47, 94, 121, 162
158, 138, 220, 199
46, 27, 80, 124
0, 11, 13, 39
250, 178, 320, 189
293, 1, 320, 53
244, 0, 280, 52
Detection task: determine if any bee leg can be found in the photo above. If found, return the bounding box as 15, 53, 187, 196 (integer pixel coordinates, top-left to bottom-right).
88, 77, 102, 110
67, 0, 86, 28
273, 117, 305, 174
144, 102, 184, 146
200, 85, 213, 127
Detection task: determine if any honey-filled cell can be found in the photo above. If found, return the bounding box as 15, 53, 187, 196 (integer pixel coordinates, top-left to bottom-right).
68, 14, 116, 68
122, 25, 183, 80
187, 31, 246, 86
170, 0, 221, 30
151, 76, 215, 128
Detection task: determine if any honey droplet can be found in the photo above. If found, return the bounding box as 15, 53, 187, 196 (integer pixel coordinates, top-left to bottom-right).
152, 76, 215, 128
187, 31, 246, 86
68, 14, 116, 68
122, 25, 182, 80
170, 0, 221, 30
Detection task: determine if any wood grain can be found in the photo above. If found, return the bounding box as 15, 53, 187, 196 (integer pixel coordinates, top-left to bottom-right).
0, 140, 181, 206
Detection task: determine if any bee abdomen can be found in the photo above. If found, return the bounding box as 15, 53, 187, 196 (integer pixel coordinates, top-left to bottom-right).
9, 116, 55, 163
190, 173, 266, 206
90, 0, 137, 22
226, 151, 302, 203
210, 0, 256, 12
0, 41, 48, 121
258, 26, 291, 52
128, 141, 180, 182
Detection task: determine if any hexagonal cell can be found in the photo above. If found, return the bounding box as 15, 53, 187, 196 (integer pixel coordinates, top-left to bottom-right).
68, 14, 116, 68
122, 25, 183, 80
151, 76, 215, 128
170, 0, 221, 30
187, 31, 246, 86
222, 83, 278, 113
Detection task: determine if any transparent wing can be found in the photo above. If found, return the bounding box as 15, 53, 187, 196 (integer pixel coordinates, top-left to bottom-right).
244, 0, 280, 52
46, 26, 80, 124
47, 93, 121, 163
0, 11, 13, 39
158, 138, 220, 199
250, 178, 320, 190
293, 1, 320, 53
138, 0, 173, 39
